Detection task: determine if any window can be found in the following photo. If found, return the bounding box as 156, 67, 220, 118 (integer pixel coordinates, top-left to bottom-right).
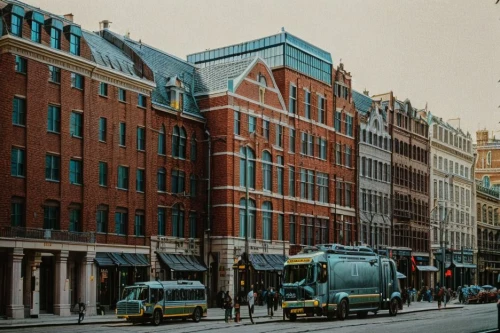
336, 143, 341, 165
137, 93, 147, 107
190, 175, 197, 197
158, 208, 166, 236
11, 14, 22, 36
118, 88, 126, 102
69, 159, 82, 185
11, 199, 24, 227
48, 66, 60, 83
249, 115, 256, 133
263, 119, 270, 140
99, 162, 107, 186
117, 166, 129, 190
289, 128, 295, 153
239, 147, 256, 188
276, 124, 283, 147
317, 95, 325, 124
319, 138, 327, 160
96, 206, 108, 233
119, 122, 126, 146
277, 156, 284, 195
289, 166, 295, 197
345, 183, 352, 207
71, 73, 83, 89
115, 210, 127, 235
189, 213, 197, 238
99, 118, 107, 142
262, 201, 272, 240
304, 90, 311, 119
157, 168, 166, 191
172, 126, 187, 158
300, 168, 314, 200
190, 135, 197, 161
45, 155, 60, 181
336, 181, 343, 205
136, 169, 145, 192
317, 172, 328, 203
172, 204, 184, 237
239, 198, 256, 239
69, 33, 80, 56
289, 84, 296, 114
137, 127, 145, 151
70, 112, 83, 137
134, 213, 145, 236
99, 82, 108, 97
155, 126, 165, 156
30, 18, 41, 42
346, 115, 353, 136
171, 169, 185, 193
262, 151, 272, 191
44, 205, 60, 230
345, 146, 351, 167
11, 148, 25, 177
234, 111, 240, 135
69, 208, 81, 232
15, 56, 26, 74
47, 105, 61, 133
12, 97, 26, 126
50, 26, 61, 49
289, 215, 296, 244
335, 111, 341, 132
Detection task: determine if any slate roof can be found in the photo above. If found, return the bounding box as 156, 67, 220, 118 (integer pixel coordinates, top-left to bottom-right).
101, 30, 202, 118
352, 90, 373, 115
82, 30, 140, 79
194, 57, 256, 95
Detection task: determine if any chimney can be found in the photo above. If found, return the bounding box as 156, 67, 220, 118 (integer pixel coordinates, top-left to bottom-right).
64, 13, 74, 22
99, 20, 112, 30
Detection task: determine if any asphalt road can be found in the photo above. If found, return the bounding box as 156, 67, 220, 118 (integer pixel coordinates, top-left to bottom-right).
1, 303, 498, 333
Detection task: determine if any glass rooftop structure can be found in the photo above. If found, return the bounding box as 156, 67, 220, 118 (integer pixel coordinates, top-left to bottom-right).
187, 31, 333, 85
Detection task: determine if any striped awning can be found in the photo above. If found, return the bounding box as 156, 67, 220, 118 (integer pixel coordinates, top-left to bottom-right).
94, 252, 149, 267
156, 252, 206, 272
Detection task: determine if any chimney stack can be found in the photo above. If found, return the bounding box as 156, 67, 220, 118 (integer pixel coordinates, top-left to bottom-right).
64, 13, 74, 22
99, 20, 112, 30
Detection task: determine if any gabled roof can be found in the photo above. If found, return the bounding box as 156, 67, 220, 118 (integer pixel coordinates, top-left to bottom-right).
352, 90, 373, 115
102, 29, 202, 118
194, 57, 256, 95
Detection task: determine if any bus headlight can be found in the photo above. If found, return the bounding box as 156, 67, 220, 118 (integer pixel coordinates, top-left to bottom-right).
313, 300, 319, 307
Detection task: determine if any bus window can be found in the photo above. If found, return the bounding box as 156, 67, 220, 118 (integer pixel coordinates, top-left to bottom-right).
150, 288, 159, 303
319, 263, 327, 283
158, 289, 164, 302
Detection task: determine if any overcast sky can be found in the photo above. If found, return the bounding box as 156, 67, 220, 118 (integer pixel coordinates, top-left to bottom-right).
23, 0, 500, 140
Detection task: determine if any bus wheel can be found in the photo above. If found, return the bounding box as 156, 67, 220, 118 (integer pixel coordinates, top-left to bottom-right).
389, 299, 398, 316
153, 309, 162, 326
192, 307, 202, 323
337, 299, 348, 321
289, 314, 297, 322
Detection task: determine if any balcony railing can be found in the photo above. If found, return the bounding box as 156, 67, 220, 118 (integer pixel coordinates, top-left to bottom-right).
0, 226, 96, 244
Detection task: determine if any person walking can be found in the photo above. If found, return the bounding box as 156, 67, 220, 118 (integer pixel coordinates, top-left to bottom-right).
266, 287, 275, 318
78, 298, 86, 324
247, 285, 255, 315
437, 286, 445, 310
224, 291, 233, 323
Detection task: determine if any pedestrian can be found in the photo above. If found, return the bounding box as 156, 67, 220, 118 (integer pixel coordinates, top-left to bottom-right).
224, 291, 233, 323
273, 288, 278, 312
266, 287, 275, 317
247, 285, 255, 315
437, 286, 444, 310
78, 298, 86, 324
445, 287, 451, 308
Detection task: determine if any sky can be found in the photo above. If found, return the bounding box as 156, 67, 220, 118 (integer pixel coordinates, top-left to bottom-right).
22, 0, 500, 141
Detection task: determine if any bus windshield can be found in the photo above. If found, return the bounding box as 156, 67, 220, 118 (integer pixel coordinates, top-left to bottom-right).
284, 264, 316, 285
121, 286, 149, 301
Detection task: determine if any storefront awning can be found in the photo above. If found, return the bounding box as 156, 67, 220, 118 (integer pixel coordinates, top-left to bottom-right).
416, 265, 439, 272
264, 254, 287, 271
453, 263, 477, 269
94, 252, 149, 267
249, 254, 274, 271
156, 252, 206, 272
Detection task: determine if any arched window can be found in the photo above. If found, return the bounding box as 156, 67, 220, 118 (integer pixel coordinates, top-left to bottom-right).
158, 125, 166, 155
157, 167, 166, 191
482, 204, 487, 223
487, 151, 492, 165
384, 137, 388, 150
262, 151, 272, 191
262, 201, 272, 241
190, 134, 197, 161
483, 175, 491, 188
239, 198, 256, 238
239, 147, 256, 188
373, 133, 377, 147
172, 126, 187, 158
477, 203, 481, 222
172, 203, 184, 237
362, 129, 366, 142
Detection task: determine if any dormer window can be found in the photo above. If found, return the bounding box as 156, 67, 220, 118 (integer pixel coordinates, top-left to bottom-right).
26, 11, 44, 43
4, 4, 25, 37
166, 76, 185, 111
64, 25, 82, 56
45, 18, 63, 50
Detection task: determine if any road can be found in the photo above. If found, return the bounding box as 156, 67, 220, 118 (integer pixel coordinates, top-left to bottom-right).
1, 303, 497, 333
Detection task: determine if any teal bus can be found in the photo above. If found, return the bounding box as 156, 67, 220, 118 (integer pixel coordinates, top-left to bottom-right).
116, 280, 207, 325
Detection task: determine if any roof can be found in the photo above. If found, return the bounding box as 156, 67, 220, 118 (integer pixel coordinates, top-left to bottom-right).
352, 90, 373, 115
194, 57, 256, 95
102, 30, 202, 118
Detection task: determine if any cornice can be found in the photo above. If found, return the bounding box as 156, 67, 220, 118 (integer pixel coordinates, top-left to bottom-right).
0, 35, 155, 95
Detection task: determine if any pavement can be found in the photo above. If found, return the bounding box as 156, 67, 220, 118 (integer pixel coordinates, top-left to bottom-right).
0, 300, 464, 329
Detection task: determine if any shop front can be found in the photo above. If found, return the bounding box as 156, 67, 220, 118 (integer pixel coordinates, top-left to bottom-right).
413, 254, 437, 288
382, 247, 412, 288
450, 249, 476, 289
156, 252, 206, 282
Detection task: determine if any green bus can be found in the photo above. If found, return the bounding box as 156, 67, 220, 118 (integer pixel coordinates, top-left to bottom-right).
116, 280, 207, 325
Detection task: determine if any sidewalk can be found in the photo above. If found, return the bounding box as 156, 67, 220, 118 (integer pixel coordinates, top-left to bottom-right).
0, 301, 464, 329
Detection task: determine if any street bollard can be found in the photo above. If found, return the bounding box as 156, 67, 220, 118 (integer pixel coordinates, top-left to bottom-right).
234, 302, 240, 323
